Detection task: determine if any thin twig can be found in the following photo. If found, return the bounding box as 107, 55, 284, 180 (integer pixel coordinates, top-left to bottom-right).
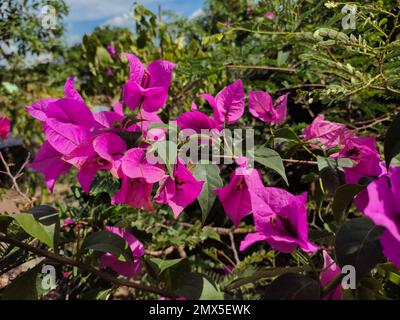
145, 246, 175, 257
0, 152, 33, 207
229, 232, 240, 265
0, 234, 173, 297
225, 64, 296, 73
283, 159, 318, 165
179, 222, 254, 235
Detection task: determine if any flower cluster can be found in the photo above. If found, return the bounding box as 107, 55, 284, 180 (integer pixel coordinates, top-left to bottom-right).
26, 52, 399, 288
26, 53, 289, 220
303, 115, 400, 268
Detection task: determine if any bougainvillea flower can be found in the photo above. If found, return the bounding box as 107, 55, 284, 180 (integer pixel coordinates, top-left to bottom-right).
26, 77, 83, 122
64, 76, 85, 103
214, 159, 265, 226
355, 167, 400, 267
106, 44, 116, 58
100, 226, 144, 277
28, 141, 71, 192
240, 187, 318, 253
127, 110, 165, 141
265, 11, 275, 20
26, 97, 58, 122
154, 160, 204, 217
64, 132, 127, 192
176, 110, 223, 133
43, 99, 99, 155
0, 116, 11, 140
121, 148, 165, 183
122, 53, 176, 112
93, 132, 127, 177
93, 110, 124, 129
63, 217, 75, 227
320, 251, 342, 300
333, 136, 385, 184
248, 91, 289, 125
199, 79, 245, 124
303, 114, 353, 150
112, 177, 155, 211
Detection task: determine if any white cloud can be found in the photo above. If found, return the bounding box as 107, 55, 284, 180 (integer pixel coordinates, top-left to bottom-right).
65, 0, 135, 22
103, 13, 134, 28
66, 34, 82, 45
189, 8, 204, 20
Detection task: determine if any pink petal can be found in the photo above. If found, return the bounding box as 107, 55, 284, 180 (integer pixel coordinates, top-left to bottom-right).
93, 132, 126, 162
141, 87, 168, 113
25, 98, 58, 122
355, 174, 400, 242
64, 76, 84, 103
100, 226, 144, 277
147, 60, 176, 89
123, 81, 144, 111
154, 160, 204, 217
248, 90, 274, 123
28, 141, 71, 192
44, 120, 92, 155
381, 230, 400, 268
93, 111, 123, 128
121, 148, 165, 183
274, 93, 289, 124
320, 250, 342, 300
215, 79, 245, 124
124, 53, 145, 85
176, 110, 223, 133
112, 177, 155, 211
0, 116, 11, 140
240, 232, 268, 251
215, 167, 264, 226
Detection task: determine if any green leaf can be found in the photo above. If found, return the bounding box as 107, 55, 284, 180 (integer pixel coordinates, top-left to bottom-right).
96, 46, 113, 65
81, 230, 133, 262
263, 273, 320, 300
277, 51, 290, 66
332, 184, 365, 221
274, 128, 301, 142
193, 164, 223, 223
145, 258, 187, 277
254, 146, 288, 185
147, 258, 185, 275
335, 217, 385, 278
27, 205, 60, 250
317, 156, 353, 194
2, 265, 42, 300
13, 213, 54, 249
175, 272, 224, 300
384, 113, 400, 168
144, 258, 190, 289
225, 266, 311, 291
2, 82, 18, 94
151, 141, 178, 177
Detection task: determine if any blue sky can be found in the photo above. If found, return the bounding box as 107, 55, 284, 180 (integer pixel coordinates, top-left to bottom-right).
64, 0, 205, 45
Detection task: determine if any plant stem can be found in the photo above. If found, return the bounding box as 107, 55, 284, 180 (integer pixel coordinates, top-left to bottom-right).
0, 234, 173, 298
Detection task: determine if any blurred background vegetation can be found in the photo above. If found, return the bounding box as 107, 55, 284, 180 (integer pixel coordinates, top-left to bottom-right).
1, 0, 400, 299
